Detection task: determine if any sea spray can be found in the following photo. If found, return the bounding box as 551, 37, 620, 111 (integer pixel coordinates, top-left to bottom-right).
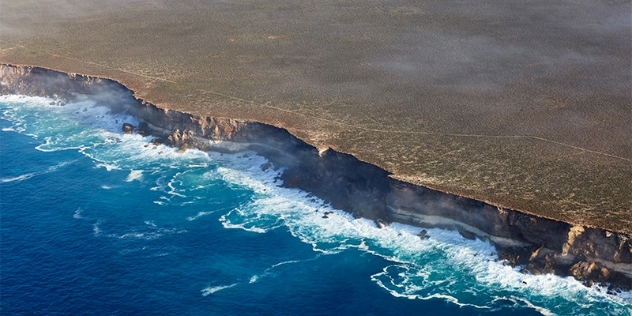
1, 95, 631, 315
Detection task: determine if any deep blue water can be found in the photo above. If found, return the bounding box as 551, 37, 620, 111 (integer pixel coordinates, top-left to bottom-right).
1, 95, 630, 315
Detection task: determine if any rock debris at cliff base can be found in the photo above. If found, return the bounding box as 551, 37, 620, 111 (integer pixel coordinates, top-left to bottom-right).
1, 64, 630, 290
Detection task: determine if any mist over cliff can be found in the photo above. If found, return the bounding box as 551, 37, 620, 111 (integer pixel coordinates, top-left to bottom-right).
2, 64, 630, 291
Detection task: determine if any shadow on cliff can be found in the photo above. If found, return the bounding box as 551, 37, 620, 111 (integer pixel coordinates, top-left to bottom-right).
2, 63, 630, 292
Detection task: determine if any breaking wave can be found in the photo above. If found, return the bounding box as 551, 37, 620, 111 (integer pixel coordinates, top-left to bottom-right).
2, 95, 630, 315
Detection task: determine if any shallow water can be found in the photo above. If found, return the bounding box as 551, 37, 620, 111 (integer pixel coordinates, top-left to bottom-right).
1, 95, 630, 315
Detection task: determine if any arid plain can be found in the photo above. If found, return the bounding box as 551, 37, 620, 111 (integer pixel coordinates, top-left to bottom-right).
1, 0, 630, 232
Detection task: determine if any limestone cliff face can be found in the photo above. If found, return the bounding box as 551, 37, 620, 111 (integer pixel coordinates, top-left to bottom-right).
1, 63, 630, 291
386, 181, 632, 289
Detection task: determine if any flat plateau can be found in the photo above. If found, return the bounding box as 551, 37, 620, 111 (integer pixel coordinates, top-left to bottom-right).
1, 0, 630, 233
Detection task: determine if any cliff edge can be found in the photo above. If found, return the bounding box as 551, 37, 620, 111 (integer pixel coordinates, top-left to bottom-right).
2, 64, 630, 291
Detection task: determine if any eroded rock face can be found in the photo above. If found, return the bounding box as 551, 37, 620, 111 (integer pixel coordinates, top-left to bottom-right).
570, 261, 630, 290
122, 123, 134, 134
1, 63, 630, 290
387, 180, 632, 289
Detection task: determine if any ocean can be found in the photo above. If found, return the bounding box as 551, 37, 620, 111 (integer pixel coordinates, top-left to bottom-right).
1, 95, 630, 315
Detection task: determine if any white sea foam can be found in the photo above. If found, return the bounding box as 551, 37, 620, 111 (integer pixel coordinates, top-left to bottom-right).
74, 208, 83, 219
48, 160, 76, 171
187, 211, 217, 221
211, 149, 632, 314
166, 175, 187, 198
496, 296, 556, 316
93, 222, 102, 236
126, 170, 143, 182
248, 256, 322, 285
220, 214, 268, 234
108, 226, 186, 240
201, 284, 237, 296
2, 94, 630, 313
0, 160, 74, 183
188, 163, 208, 168
112, 232, 163, 240
97, 163, 121, 171
0, 172, 37, 183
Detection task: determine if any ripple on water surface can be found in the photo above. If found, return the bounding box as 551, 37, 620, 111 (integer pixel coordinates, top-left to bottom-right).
1, 95, 631, 315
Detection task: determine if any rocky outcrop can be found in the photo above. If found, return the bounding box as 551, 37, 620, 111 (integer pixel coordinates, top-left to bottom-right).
122, 123, 134, 134
386, 181, 632, 290
1, 63, 630, 291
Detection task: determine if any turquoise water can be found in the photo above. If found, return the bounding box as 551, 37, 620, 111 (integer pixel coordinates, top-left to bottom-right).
1, 95, 630, 315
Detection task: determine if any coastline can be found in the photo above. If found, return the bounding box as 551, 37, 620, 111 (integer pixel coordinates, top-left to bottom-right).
1, 63, 631, 291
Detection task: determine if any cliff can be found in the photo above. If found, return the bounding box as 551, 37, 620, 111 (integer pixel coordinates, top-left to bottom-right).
1, 63, 630, 291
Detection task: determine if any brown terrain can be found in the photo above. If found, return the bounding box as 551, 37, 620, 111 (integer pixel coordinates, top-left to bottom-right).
0, 0, 631, 235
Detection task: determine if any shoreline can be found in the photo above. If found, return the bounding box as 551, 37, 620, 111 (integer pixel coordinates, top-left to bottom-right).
2, 63, 630, 291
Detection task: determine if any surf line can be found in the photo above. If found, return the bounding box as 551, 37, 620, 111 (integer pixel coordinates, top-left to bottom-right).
1, 63, 630, 292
